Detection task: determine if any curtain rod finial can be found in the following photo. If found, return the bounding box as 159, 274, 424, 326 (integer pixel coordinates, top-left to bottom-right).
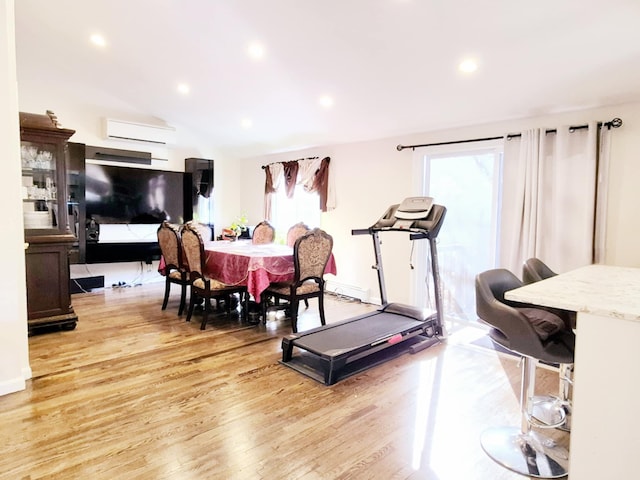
396, 144, 404, 151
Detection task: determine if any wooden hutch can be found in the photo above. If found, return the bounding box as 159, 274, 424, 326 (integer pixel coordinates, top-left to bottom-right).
20, 111, 78, 333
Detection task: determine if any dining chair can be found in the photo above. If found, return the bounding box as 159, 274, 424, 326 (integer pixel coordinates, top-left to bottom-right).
156, 221, 189, 315
180, 221, 248, 329
260, 228, 333, 333
252, 220, 276, 244
193, 222, 212, 241
286, 222, 310, 247
286, 222, 311, 308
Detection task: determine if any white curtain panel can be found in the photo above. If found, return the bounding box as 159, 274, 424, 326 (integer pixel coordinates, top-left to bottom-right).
500, 124, 600, 274
500, 129, 541, 273
298, 157, 321, 188
594, 126, 613, 263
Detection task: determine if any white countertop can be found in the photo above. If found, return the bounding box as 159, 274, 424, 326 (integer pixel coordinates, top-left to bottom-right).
505, 264, 640, 322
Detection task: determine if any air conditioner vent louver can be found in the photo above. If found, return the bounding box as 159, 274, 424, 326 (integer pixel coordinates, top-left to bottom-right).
104, 118, 176, 145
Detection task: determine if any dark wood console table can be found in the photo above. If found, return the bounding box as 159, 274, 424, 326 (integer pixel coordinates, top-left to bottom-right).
85, 241, 161, 264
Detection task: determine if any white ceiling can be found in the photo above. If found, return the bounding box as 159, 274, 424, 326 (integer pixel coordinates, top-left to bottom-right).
14, 0, 640, 158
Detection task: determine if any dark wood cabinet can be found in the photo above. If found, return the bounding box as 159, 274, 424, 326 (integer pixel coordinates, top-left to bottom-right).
20, 111, 78, 333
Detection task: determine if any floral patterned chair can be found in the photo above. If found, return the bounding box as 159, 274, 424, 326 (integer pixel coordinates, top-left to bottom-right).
260, 228, 333, 333
286, 222, 310, 247
181, 221, 248, 330
157, 221, 189, 315
252, 220, 275, 244
286, 222, 311, 308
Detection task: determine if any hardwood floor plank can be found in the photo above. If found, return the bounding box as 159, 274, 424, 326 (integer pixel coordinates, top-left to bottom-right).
0, 282, 570, 479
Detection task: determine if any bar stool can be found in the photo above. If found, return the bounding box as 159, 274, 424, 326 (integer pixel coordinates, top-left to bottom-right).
476, 269, 575, 478
523, 257, 575, 430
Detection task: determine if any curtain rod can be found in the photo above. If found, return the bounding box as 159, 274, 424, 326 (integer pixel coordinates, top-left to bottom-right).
396, 117, 623, 151
261, 156, 325, 170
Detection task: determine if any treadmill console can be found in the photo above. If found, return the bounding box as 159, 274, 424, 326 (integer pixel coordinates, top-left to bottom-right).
362, 196, 446, 239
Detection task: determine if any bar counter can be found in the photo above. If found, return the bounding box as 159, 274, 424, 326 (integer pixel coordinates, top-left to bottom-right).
505, 264, 640, 479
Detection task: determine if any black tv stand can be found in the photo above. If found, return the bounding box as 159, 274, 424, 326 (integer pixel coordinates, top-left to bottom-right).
85, 241, 160, 264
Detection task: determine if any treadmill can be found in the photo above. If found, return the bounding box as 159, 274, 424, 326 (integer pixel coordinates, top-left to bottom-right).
281, 197, 447, 385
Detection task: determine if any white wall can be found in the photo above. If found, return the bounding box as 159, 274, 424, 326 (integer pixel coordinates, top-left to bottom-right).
15, 50, 640, 306
237, 102, 640, 305
0, 0, 31, 396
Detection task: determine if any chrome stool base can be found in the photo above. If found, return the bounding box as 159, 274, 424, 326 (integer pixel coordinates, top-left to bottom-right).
529, 395, 567, 429
481, 427, 569, 479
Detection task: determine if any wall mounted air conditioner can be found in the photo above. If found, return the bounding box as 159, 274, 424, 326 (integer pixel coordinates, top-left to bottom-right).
103, 118, 176, 145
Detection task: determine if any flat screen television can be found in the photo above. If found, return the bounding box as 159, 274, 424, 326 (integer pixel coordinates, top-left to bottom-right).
85, 163, 185, 225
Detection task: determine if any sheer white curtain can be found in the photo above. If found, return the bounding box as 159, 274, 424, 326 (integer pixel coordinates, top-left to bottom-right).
594, 126, 613, 263
500, 123, 610, 274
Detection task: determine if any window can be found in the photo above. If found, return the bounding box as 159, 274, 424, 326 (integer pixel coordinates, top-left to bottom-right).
413, 142, 503, 327
269, 185, 321, 243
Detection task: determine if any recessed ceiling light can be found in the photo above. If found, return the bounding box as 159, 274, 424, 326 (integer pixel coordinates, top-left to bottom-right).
241, 118, 253, 129
177, 83, 190, 95
90, 34, 107, 48
459, 58, 478, 73
247, 42, 265, 60
318, 95, 334, 108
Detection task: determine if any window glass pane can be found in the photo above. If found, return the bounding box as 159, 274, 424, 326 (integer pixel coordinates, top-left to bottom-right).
270, 186, 320, 243
415, 147, 502, 327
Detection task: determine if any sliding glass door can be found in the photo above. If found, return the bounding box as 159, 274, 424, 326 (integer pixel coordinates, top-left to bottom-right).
412, 142, 503, 327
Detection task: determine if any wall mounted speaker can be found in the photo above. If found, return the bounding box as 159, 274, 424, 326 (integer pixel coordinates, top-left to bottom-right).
184, 158, 214, 225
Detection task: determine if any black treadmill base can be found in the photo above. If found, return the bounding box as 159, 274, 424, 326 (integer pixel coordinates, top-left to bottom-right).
280, 334, 441, 385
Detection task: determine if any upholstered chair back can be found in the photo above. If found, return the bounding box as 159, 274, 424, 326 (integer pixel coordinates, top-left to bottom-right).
252, 220, 276, 244
180, 222, 205, 279
286, 222, 310, 247
294, 228, 333, 284
157, 221, 182, 271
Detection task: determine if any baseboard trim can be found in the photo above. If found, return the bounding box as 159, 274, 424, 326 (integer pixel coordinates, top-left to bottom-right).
325, 280, 370, 302
0, 376, 26, 397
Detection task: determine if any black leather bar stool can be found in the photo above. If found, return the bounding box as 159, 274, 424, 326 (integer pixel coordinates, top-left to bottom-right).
476, 268, 575, 478
523, 257, 576, 431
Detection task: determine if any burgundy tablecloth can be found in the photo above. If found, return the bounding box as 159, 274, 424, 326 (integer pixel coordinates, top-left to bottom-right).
203, 240, 336, 300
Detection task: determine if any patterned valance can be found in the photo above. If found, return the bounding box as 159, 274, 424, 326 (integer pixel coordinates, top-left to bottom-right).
263, 156, 334, 216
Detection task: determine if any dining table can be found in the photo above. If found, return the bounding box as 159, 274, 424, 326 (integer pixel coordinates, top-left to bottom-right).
202, 239, 337, 301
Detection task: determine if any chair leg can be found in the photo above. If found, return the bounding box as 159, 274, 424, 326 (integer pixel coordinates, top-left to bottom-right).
318, 294, 326, 327
200, 296, 210, 330
304, 299, 309, 308
290, 299, 300, 333
241, 291, 249, 322
522, 359, 566, 430
161, 278, 171, 310
557, 363, 574, 431
178, 284, 187, 316
261, 293, 268, 324
186, 289, 196, 323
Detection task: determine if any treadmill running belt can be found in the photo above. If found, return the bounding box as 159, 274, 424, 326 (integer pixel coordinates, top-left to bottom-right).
281, 310, 438, 385
292, 310, 427, 355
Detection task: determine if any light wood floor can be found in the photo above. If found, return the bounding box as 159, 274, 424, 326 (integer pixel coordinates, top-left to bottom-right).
0, 282, 570, 479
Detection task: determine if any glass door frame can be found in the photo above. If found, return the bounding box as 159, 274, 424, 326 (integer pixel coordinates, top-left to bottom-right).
410, 140, 504, 331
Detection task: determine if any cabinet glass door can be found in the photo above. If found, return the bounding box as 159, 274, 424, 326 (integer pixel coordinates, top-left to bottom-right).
21, 141, 58, 230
